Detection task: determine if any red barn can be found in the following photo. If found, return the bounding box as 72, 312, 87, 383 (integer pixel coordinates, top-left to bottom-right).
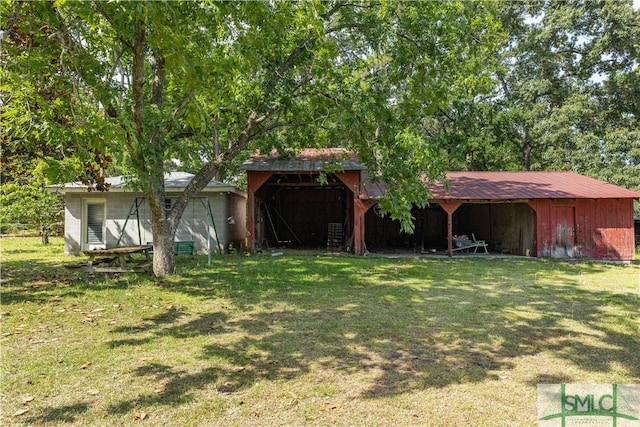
242, 149, 640, 261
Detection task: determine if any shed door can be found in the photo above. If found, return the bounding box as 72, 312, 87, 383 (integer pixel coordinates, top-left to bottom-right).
83, 199, 106, 250
551, 206, 575, 257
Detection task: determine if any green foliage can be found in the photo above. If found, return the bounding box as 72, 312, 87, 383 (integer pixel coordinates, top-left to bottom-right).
2, 0, 506, 247
0, 179, 63, 240
492, 0, 640, 195
6, 0, 636, 263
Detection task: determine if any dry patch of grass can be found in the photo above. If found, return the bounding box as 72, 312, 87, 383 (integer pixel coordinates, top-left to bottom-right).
1, 237, 639, 426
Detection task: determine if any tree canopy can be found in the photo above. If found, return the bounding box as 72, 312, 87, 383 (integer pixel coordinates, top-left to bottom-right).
2, 0, 503, 274
2, 0, 638, 275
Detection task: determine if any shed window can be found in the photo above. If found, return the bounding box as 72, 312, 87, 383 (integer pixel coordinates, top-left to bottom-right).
86, 202, 105, 243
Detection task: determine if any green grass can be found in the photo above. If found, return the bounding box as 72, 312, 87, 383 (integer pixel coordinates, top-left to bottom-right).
2, 237, 639, 426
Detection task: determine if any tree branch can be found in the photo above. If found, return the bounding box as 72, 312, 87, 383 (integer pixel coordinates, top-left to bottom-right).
1, 1, 24, 43
129, 15, 146, 174
248, 120, 309, 140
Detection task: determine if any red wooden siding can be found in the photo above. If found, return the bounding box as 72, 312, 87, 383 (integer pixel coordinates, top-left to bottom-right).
531, 198, 635, 261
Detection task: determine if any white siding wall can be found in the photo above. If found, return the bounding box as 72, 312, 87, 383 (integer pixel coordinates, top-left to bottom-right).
63, 191, 246, 255
64, 194, 83, 255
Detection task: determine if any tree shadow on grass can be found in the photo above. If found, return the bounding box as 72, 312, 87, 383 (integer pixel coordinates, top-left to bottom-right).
0, 256, 155, 306
99, 256, 639, 415
22, 402, 90, 425
8, 253, 635, 420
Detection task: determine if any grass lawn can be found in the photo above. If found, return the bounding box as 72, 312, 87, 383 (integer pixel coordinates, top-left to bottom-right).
1, 237, 639, 426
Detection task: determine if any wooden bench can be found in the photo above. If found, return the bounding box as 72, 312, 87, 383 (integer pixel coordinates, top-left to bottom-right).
147, 241, 195, 255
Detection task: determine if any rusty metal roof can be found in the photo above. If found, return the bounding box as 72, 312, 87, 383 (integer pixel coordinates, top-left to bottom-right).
243, 149, 640, 200
363, 171, 640, 200
241, 148, 366, 172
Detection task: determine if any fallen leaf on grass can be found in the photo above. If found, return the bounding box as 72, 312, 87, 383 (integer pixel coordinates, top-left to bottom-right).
91, 308, 105, 313
135, 411, 148, 420
154, 386, 166, 394
217, 382, 235, 393
80, 362, 92, 369
87, 389, 100, 396
140, 357, 153, 362
320, 403, 339, 411
21, 396, 35, 404
13, 408, 29, 416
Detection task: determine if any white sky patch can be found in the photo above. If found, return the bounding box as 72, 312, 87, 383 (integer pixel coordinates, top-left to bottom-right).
634, 0, 639, 11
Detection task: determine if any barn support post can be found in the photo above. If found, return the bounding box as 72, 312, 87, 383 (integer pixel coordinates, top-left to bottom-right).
246, 171, 274, 252
439, 202, 462, 257
352, 198, 376, 254
334, 170, 372, 255
527, 200, 539, 257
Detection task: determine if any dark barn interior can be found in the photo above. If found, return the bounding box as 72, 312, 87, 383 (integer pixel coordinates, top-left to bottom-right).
365, 205, 447, 251
253, 172, 537, 255
254, 173, 353, 249
453, 203, 535, 255
365, 202, 535, 255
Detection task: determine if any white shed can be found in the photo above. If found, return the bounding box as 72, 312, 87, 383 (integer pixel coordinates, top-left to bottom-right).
49, 172, 246, 255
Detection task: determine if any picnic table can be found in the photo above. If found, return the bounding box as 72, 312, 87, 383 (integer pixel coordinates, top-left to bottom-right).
82, 245, 152, 273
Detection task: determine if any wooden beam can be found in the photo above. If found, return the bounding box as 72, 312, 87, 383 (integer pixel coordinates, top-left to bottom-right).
246, 171, 274, 252
438, 202, 462, 257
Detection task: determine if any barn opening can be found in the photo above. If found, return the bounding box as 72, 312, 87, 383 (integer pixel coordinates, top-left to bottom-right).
453, 203, 535, 255
364, 202, 535, 255
365, 204, 447, 252
254, 173, 353, 250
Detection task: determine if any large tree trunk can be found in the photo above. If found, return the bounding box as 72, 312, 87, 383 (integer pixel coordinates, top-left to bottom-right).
151, 220, 176, 276
148, 187, 178, 276
522, 129, 532, 171
124, 7, 315, 276
130, 15, 178, 276
40, 226, 50, 245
